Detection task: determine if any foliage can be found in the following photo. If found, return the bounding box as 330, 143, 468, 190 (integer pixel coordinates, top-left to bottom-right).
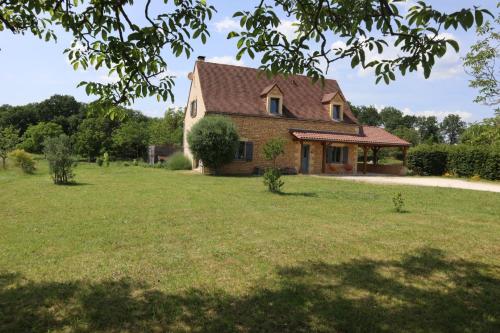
165, 152, 192, 170
463, 16, 499, 108
263, 167, 284, 193
416, 116, 442, 144
392, 127, 420, 146
149, 108, 184, 146
0, 1, 491, 111
133, 159, 139, 166
103, 152, 110, 167
187, 116, 239, 172
380, 107, 404, 132
20, 122, 64, 153
460, 116, 500, 146
96, 157, 103, 167
43, 135, 76, 184
448, 145, 499, 180
441, 114, 466, 144
112, 121, 150, 159
392, 192, 405, 213
8, 149, 36, 174
407, 144, 450, 176
74, 117, 109, 161
350, 105, 382, 126
0, 126, 20, 168
262, 138, 286, 168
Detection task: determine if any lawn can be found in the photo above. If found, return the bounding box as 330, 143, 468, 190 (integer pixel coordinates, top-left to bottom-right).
1, 161, 499, 332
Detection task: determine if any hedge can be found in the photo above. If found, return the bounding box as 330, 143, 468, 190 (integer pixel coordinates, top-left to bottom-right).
407, 144, 450, 176
407, 144, 500, 180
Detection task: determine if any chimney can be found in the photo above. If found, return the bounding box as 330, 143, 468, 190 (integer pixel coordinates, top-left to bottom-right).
197, 56, 206, 62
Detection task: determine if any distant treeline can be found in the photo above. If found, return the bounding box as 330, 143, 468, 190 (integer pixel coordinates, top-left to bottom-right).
0, 95, 184, 161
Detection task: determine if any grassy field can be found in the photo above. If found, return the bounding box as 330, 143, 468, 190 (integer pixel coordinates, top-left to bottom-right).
1, 161, 499, 332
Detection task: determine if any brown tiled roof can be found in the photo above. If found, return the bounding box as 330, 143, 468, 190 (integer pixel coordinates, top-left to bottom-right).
197, 61, 358, 124
290, 126, 411, 147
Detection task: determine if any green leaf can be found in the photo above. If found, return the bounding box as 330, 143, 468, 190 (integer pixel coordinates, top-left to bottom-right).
447, 39, 459, 52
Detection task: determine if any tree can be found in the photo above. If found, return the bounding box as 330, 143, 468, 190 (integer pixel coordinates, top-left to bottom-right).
21, 122, 64, 153
441, 114, 466, 144
149, 108, 184, 146
43, 134, 76, 184
74, 117, 109, 161
380, 106, 404, 132
0, 1, 491, 112
417, 116, 442, 144
36, 95, 85, 134
463, 16, 499, 109
0, 126, 20, 168
262, 138, 286, 193
112, 120, 150, 159
392, 126, 420, 146
187, 116, 239, 173
460, 116, 500, 146
353, 105, 382, 126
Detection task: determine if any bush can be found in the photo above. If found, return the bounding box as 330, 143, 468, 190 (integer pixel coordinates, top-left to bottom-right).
103, 152, 110, 167
43, 135, 76, 184
407, 144, 449, 176
187, 116, 239, 173
448, 145, 499, 180
20, 122, 63, 153
165, 152, 192, 170
263, 168, 284, 193
8, 149, 36, 174
392, 192, 405, 213
132, 159, 139, 166
96, 157, 103, 166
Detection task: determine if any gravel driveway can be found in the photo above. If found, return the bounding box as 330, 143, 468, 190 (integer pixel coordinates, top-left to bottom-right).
319, 175, 500, 193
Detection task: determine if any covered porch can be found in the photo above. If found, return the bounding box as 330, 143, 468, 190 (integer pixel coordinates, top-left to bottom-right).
290, 126, 411, 175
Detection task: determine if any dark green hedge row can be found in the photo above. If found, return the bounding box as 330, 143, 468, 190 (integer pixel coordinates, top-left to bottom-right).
407, 144, 500, 180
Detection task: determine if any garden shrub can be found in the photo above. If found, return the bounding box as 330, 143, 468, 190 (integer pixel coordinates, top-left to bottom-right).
262, 138, 286, 193
96, 157, 103, 166
103, 152, 110, 167
407, 144, 449, 176
165, 152, 192, 170
43, 135, 76, 184
8, 149, 36, 173
392, 192, 405, 213
263, 168, 284, 193
448, 145, 499, 180
187, 116, 239, 173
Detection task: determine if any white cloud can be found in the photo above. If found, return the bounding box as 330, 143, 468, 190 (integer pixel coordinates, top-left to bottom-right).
402, 107, 472, 121
277, 20, 299, 39
215, 17, 241, 32
98, 73, 119, 84
206, 56, 244, 66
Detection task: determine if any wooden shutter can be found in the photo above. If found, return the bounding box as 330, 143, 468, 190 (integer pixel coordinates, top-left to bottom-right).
326, 147, 332, 163
245, 142, 253, 161
342, 146, 349, 164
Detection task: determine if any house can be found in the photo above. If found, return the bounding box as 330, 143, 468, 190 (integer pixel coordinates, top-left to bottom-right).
183, 56, 410, 175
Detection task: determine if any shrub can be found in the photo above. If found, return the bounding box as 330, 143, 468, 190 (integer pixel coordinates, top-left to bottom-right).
392, 192, 405, 213
43, 135, 76, 184
20, 122, 63, 153
263, 168, 284, 193
448, 145, 499, 180
187, 116, 239, 173
132, 159, 139, 166
8, 149, 36, 174
103, 152, 110, 167
407, 144, 449, 176
165, 152, 192, 170
96, 157, 103, 167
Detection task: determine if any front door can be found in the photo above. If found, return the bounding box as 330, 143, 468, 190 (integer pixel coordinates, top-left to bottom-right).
301, 144, 310, 174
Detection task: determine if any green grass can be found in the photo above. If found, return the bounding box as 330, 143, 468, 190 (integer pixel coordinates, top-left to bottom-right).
1, 161, 499, 332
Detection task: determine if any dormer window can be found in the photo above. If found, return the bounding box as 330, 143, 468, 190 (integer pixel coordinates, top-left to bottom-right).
332, 104, 342, 120
269, 97, 280, 115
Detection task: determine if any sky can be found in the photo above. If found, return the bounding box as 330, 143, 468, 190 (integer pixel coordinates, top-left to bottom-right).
0, 0, 497, 122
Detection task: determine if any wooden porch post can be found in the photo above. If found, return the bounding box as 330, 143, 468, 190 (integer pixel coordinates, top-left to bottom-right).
362, 146, 368, 174
402, 146, 408, 167
299, 140, 304, 174
372, 146, 380, 165
322, 142, 326, 173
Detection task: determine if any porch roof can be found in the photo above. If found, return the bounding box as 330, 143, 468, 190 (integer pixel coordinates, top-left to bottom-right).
290, 126, 411, 147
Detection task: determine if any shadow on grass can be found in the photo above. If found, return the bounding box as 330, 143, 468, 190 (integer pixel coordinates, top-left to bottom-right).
54, 182, 92, 186
1, 248, 499, 332
278, 191, 318, 197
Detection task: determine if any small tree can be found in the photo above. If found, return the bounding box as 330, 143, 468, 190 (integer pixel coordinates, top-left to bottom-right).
187, 116, 239, 173
262, 138, 286, 193
0, 126, 20, 169
21, 122, 64, 153
43, 135, 76, 184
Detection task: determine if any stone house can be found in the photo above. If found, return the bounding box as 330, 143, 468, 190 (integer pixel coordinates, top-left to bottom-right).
183, 57, 410, 175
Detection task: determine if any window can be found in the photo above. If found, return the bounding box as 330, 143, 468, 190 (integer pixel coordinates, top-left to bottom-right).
332, 104, 341, 120
190, 100, 197, 118
326, 146, 348, 164
234, 141, 254, 161
269, 97, 280, 115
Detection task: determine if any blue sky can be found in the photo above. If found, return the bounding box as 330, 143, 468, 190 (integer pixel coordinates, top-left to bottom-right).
0, 0, 496, 122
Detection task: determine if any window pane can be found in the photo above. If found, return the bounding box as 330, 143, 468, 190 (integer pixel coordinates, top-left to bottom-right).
270, 98, 280, 114
332, 105, 340, 120
235, 141, 245, 160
